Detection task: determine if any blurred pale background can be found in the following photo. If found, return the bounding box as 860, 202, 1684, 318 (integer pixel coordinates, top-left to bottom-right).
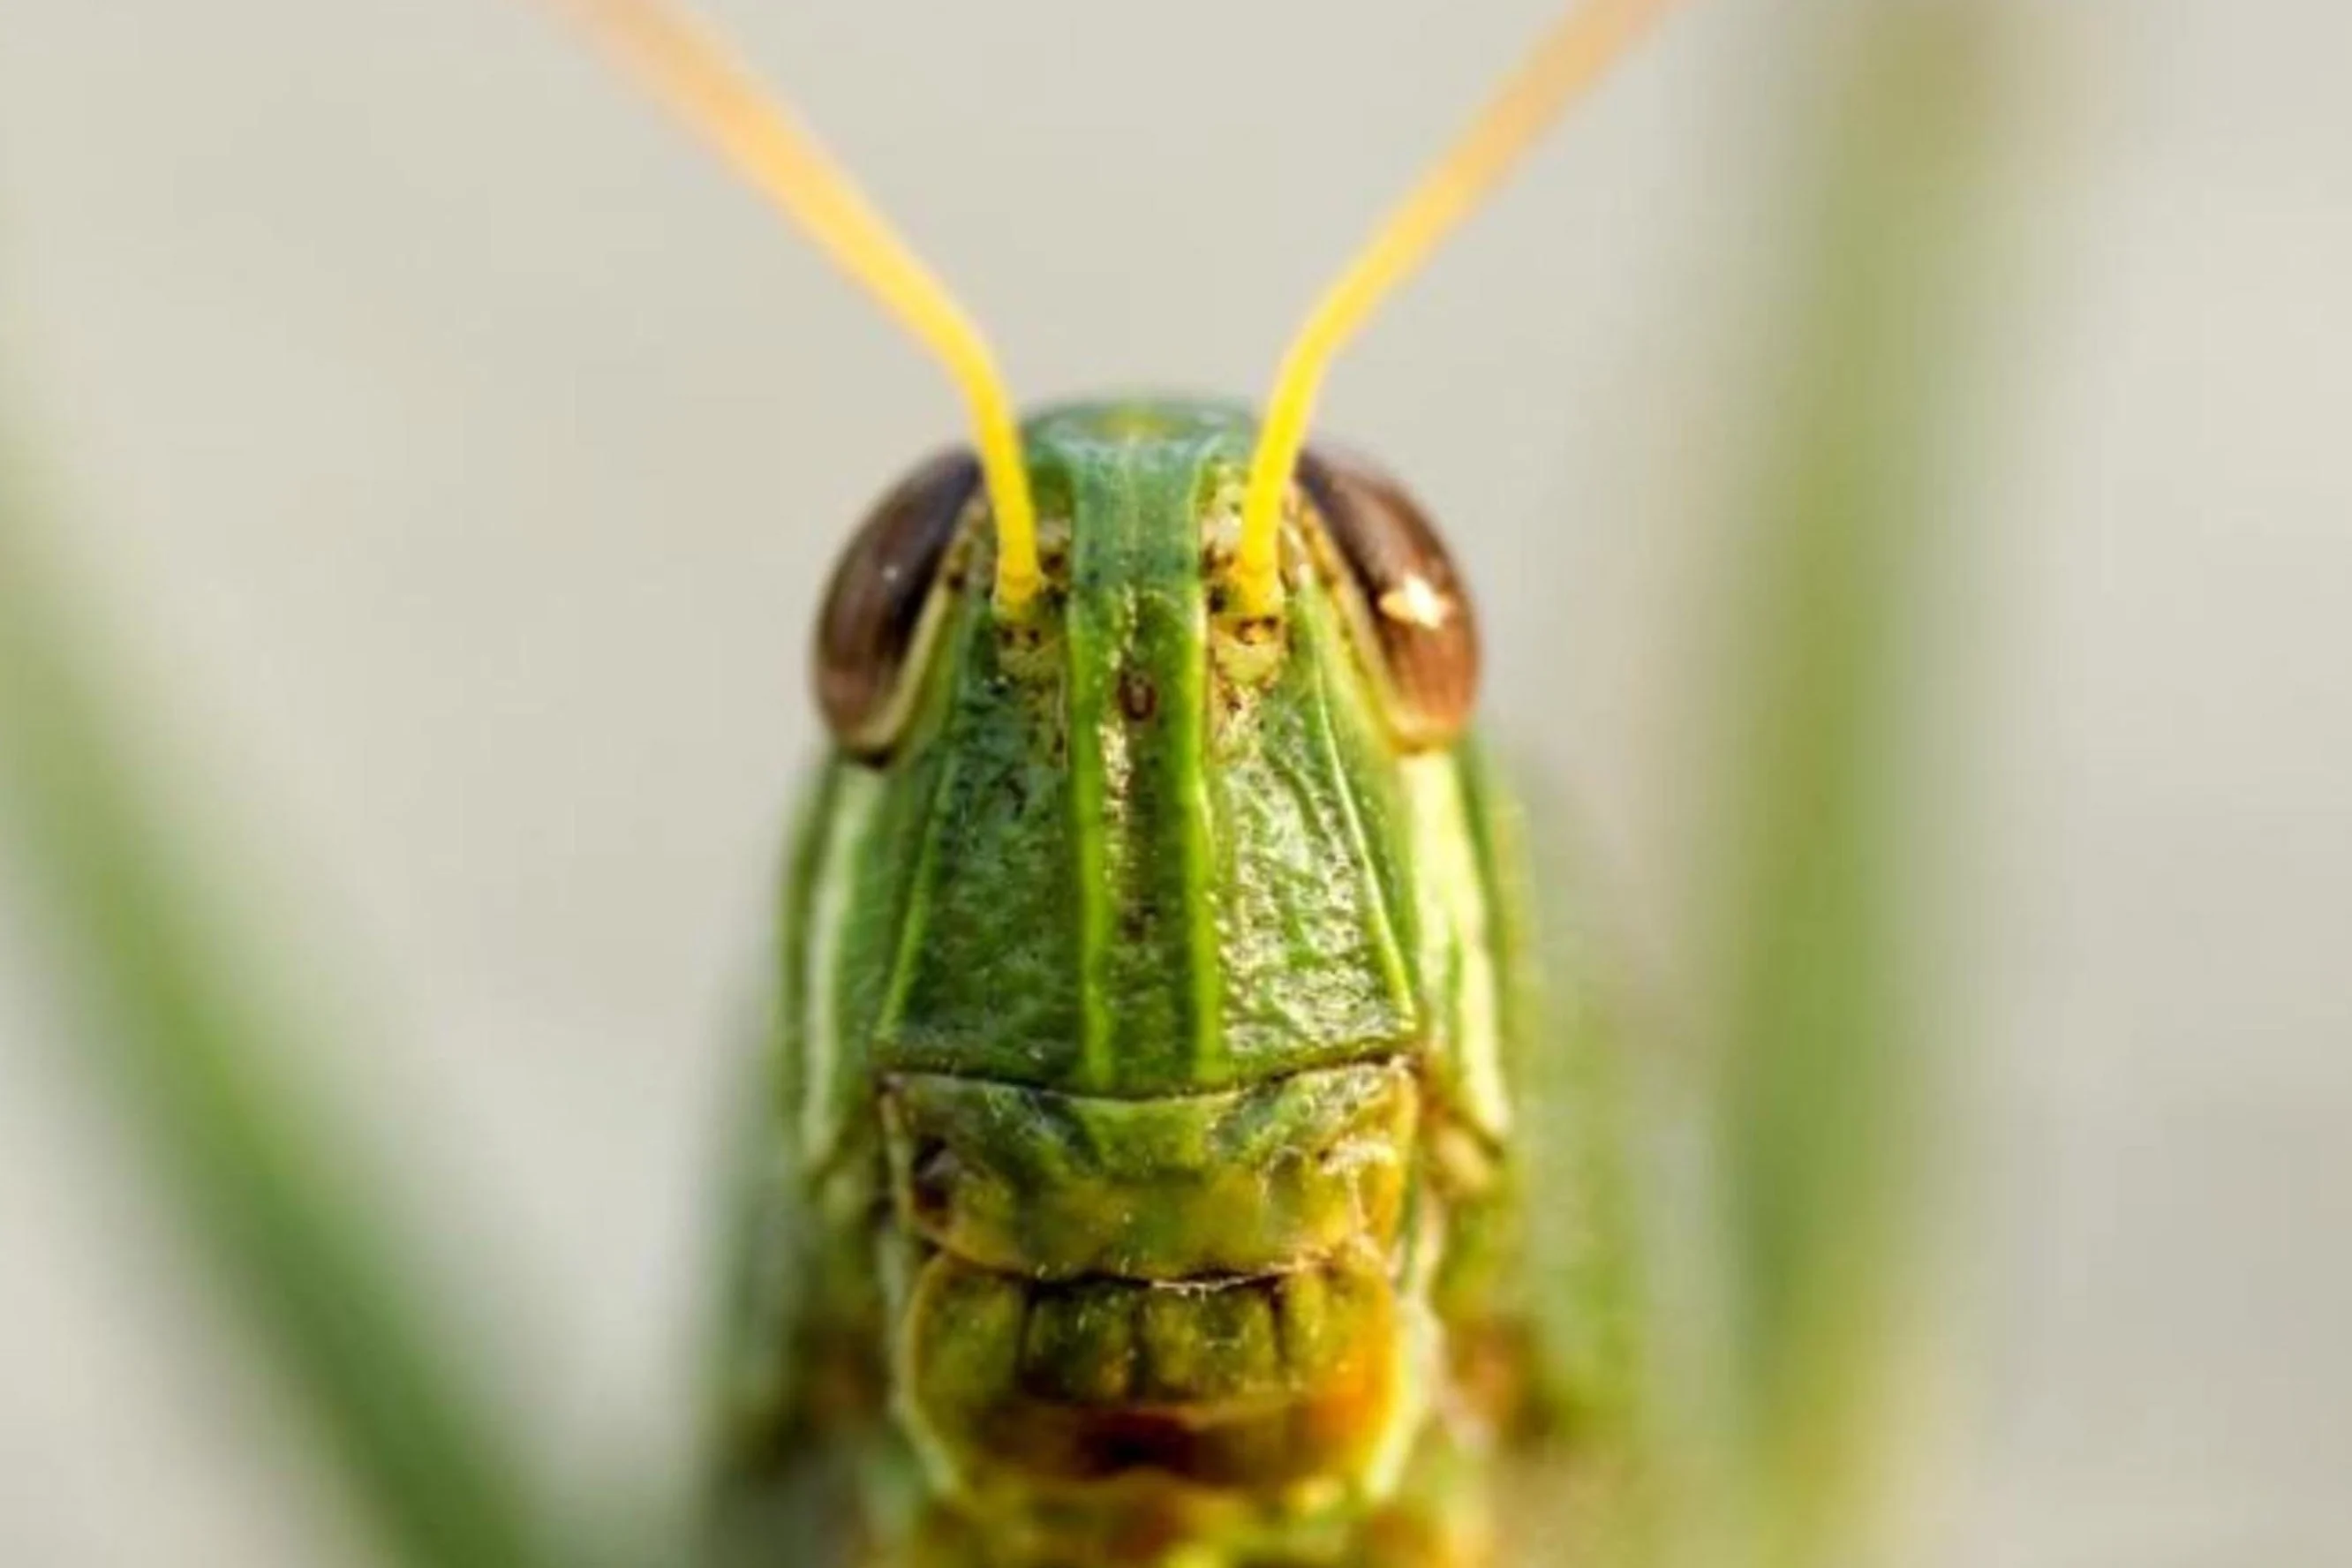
1, 1, 2347, 1564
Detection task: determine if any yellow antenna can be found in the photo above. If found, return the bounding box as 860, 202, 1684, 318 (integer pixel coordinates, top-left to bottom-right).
539, 0, 1042, 609
1234, 0, 1685, 613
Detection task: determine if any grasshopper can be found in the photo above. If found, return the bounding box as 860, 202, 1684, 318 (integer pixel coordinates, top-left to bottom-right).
715, 401, 1632, 1567
0, 0, 1987, 1562
529, 3, 1685, 1562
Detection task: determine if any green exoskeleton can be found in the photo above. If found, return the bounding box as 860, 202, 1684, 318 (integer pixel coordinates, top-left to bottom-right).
713, 405, 1637, 1566
542, 1, 1683, 1563
0, 2, 1987, 1563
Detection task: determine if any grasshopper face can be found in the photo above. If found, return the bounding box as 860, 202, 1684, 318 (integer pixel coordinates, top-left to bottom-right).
799, 399, 1476, 1104
773, 398, 1520, 1551
813, 397, 1480, 1100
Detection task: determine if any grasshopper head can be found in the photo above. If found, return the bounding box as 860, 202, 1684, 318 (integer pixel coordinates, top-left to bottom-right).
809, 396, 1480, 1100
798, 398, 1500, 1511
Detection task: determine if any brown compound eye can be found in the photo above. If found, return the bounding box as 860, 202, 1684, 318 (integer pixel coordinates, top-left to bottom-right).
814, 447, 982, 757
1298, 445, 1481, 751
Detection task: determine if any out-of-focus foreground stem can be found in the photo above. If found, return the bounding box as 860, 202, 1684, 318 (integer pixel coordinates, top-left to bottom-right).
0, 438, 562, 1568
1707, 4, 2006, 1564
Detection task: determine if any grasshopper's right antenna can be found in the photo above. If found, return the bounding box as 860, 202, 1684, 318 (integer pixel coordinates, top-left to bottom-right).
537, 0, 1043, 612
1234, 0, 1686, 615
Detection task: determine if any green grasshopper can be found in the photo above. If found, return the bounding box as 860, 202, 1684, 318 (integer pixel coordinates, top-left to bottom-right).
523, 2, 1682, 1562
714, 403, 1634, 1567
0, 0, 1986, 1563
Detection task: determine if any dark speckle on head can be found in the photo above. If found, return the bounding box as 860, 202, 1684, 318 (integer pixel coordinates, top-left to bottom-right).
1118, 666, 1159, 723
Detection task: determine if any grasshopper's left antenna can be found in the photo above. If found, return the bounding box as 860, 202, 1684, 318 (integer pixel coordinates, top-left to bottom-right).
1234, 0, 1686, 614
537, 0, 1043, 611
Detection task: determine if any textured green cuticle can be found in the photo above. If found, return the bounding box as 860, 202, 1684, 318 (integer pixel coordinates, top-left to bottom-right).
883, 1060, 1418, 1281
859, 403, 1421, 1097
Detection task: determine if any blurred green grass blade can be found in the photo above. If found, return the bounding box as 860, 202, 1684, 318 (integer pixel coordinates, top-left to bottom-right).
1709, 4, 2004, 1558
0, 434, 564, 1568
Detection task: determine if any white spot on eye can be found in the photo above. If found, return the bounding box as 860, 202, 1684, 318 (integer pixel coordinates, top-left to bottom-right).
1377, 575, 1453, 631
